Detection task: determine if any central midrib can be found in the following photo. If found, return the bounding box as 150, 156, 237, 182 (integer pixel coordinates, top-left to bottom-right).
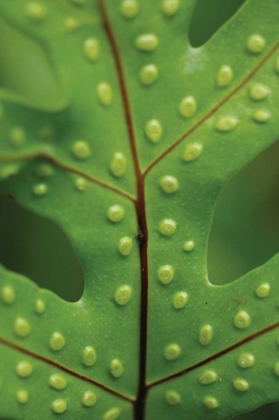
99, 2, 149, 419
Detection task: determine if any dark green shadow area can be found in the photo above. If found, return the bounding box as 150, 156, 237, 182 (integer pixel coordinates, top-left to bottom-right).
189, 0, 246, 47
232, 401, 279, 420
208, 140, 279, 286
0, 193, 84, 302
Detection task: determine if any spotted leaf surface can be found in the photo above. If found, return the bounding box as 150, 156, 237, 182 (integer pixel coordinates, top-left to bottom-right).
0, 0, 279, 419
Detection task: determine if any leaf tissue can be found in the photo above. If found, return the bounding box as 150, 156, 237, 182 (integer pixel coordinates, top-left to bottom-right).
0, 0, 279, 419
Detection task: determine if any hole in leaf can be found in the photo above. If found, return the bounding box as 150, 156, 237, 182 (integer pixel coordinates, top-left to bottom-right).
208, 141, 279, 285
0, 16, 66, 110
0, 193, 84, 302
234, 401, 279, 420
189, 0, 246, 48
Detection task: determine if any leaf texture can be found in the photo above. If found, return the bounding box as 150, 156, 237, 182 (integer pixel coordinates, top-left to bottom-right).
0, 0, 279, 419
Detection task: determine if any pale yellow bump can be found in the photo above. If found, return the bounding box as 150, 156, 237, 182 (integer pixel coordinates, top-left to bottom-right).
114, 285, 132, 306
82, 346, 97, 366
256, 282, 270, 298
249, 84, 269, 101
107, 205, 125, 223
238, 353, 255, 369
159, 219, 177, 236
233, 378, 249, 392
103, 407, 121, 420
162, 0, 180, 16
97, 82, 113, 106
183, 142, 203, 162
234, 310, 251, 329
35, 299, 46, 314
72, 140, 91, 160
145, 119, 162, 143
199, 370, 218, 385
120, 0, 139, 18
215, 116, 239, 132
84, 38, 100, 62
135, 34, 159, 52
204, 396, 219, 409
183, 240, 195, 252
10, 127, 26, 148
140, 64, 158, 85
49, 332, 65, 351
179, 95, 197, 118
165, 390, 181, 405
110, 152, 126, 177
217, 65, 233, 87
252, 109, 271, 123
1, 285, 15, 304
82, 390, 97, 407
158, 265, 174, 285
118, 236, 133, 256
164, 343, 181, 360
109, 359, 123, 378
14, 317, 31, 338
75, 177, 88, 192
173, 291, 188, 309
64, 17, 80, 31
52, 399, 67, 414
199, 324, 213, 346
16, 361, 33, 378
159, 175, 178, 194
49, 373, 67, 390
0, 164, 18, 179
17, 389, 29, 404
247, 34, 266, 53
36, 164, 53, 178
26, 2, 47, 22
33, 183, 47, 196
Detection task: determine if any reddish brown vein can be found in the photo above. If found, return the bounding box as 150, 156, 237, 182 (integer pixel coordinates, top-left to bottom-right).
0, 336, 134, 402
0, 151, 135, 202
99, 2, 149, 420
148, 321, 279, 388
144, 41, 279, 177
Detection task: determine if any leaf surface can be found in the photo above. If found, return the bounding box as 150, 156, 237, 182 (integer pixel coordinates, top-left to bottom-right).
0, 0, 279, 419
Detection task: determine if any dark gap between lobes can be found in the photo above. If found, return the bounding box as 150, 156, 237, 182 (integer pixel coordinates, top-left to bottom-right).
0, 193, 84, 302
189, 0, 246, 48
208, 140, 279, 286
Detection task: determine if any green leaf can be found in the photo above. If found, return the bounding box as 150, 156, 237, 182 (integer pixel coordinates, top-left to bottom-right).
0, 0, 279, 419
